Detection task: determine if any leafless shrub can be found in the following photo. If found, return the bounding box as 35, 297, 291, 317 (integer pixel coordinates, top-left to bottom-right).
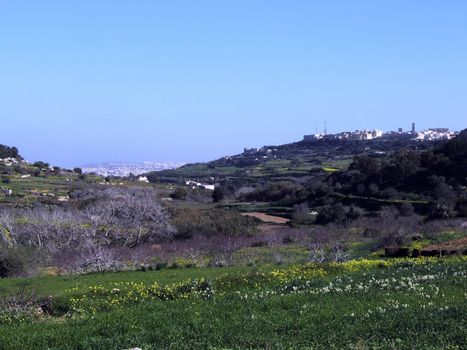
1, 286, 36, 309
0, 286, 43, 317
308, 244, 327, 263
308, 243, 351, 263
69, 240, 120, 274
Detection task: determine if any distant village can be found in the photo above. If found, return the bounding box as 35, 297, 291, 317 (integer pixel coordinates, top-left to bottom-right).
82, 161, 185, 177
303, 123, 458, 141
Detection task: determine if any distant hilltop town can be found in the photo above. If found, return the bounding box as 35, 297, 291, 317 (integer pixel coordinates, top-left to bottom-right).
303, 123, 458, 142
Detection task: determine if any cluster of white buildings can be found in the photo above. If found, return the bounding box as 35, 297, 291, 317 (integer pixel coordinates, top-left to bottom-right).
185, 180, 215, 191
413, 128, 457, 141
304, 129, 383, 141
82, 161, 184, 177
244, 147, 278, 154
304, 125, 458, 142
338, 129, 383, 140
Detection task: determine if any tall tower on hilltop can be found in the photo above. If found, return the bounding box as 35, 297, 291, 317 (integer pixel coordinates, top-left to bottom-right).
412, 122, 415, 133
324, 121, 327, 135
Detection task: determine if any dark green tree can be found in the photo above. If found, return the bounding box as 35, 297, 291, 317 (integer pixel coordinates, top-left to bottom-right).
349, 155, 379, 176
212, 187, 224, 203
170, 187, 188, 200
33, 161, 49, 169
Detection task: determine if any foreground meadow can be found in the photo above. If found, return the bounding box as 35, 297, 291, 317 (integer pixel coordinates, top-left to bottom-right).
0, 257, 465, 350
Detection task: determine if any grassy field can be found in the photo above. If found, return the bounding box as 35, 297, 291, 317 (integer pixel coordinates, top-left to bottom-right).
0, 257, 465, 349
0, 265, 264, 298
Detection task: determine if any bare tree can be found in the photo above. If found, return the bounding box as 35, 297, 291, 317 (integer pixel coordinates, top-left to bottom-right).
83, 187, 176, 247
308, 243, 351, 263
0, 210, 15, 246
70, 240, 119, 273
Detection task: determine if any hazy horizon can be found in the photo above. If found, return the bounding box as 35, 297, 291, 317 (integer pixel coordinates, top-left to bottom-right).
1, 1, 466, 167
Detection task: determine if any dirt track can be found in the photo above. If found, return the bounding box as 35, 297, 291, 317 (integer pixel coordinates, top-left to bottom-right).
241, 212, 290, 224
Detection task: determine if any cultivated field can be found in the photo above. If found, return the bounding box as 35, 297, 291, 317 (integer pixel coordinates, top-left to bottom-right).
0, 257, 465, 349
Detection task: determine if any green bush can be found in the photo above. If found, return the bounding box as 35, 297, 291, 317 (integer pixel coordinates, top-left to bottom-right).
0, 250, 26, 278
1, 176, 10, 184
170, 208, 258, 239
170, 187, 188, 200
0, 247, 46, 278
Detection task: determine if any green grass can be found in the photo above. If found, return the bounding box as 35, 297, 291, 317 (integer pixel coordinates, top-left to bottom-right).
231, 245, 310, 266
0, 265, 261, 299
0, 258, 465, 349
321, 158, 353, 170
431, 230, 466, 244
348, 241, 375, 258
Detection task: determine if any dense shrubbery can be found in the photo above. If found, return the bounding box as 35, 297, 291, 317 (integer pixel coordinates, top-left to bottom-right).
32, 161, 49, 169
344, 131, 465, 199
315, 203, 363, 225
212, 186, 224, 202
245, 181, 303, 202
300, 130, 467, 220
170, 208, 258, 239
169, 187, 188, 200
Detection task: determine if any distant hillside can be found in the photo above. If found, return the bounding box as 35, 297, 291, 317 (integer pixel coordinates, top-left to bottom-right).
146, 136, 440, 185
334, 128, 467, 193
146, 130, 466, 221
311, 128, 467, 219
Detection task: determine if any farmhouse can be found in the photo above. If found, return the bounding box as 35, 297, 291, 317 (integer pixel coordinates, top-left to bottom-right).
186, 180, 215, 191
138, 176, 150, 183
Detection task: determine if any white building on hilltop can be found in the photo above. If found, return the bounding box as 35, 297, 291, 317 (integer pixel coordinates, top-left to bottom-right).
414, 128, 455, 141
349, 129, 383, 140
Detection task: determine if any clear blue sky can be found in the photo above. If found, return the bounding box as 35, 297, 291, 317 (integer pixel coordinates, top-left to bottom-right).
1, 1, 466, 167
